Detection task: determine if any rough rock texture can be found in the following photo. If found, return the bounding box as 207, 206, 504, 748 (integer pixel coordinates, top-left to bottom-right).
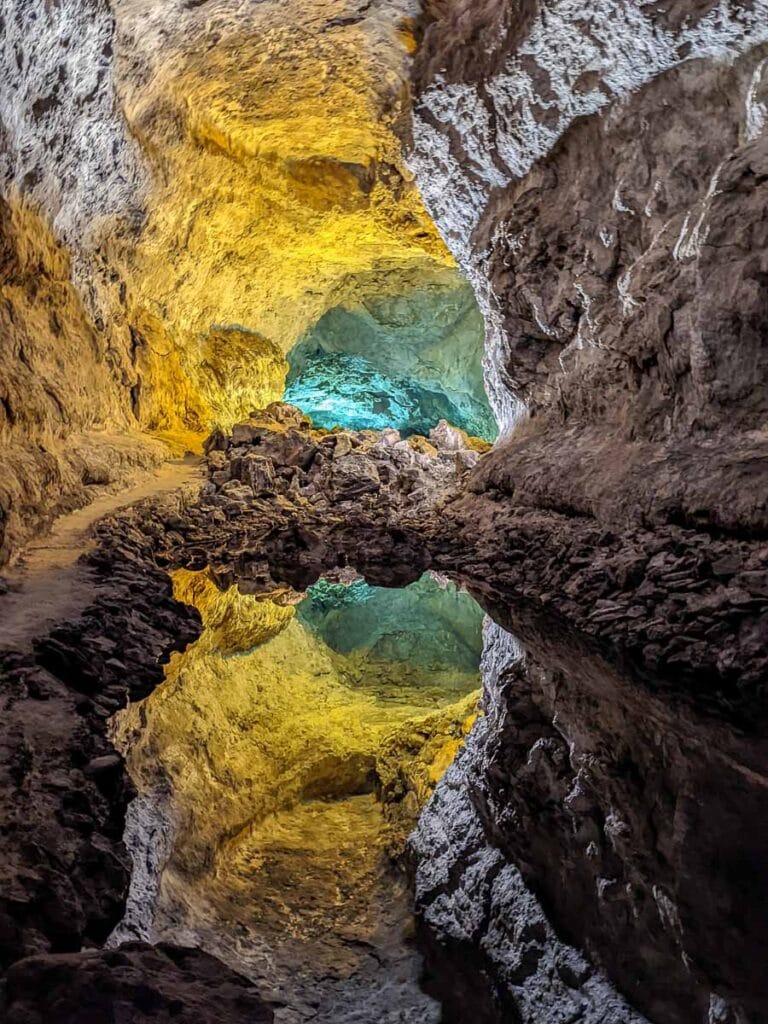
3, 3, 768, 1022
1, 942, 273, 1023
0, 484, 277, 1021
116, 793, 444, 1024
470, 623, 768, 1024
0, 194, 176, 561
0, 0, 484, 562
0, 501, 200, 968
285, 279, 495, 439
0, 400, 765, 1022
107, 515, 482, 1022
404, 9, 768, 1020
166, 404, 474, 592
410, 2, 768, 441
411, 738, 648, 1024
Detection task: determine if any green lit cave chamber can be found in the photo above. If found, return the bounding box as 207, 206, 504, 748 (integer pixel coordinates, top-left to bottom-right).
296, 573, 485, 700
284, 278, 498, 441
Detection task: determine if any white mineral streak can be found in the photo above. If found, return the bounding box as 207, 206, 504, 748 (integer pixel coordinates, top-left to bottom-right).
612, 185, 636, 215
708, 993, 751, 1024
616, 270, 640, 317
614, 217, 676, 316
559, 280, 597, 370
673, 160, 725, 261
643, 179, 662, 218
745, 57, 768, 141
531, 297, 558, 338
0, 0, 147, 245
107, 787, 178, 946
409, 0, 768, 430
574, 281, 597, 348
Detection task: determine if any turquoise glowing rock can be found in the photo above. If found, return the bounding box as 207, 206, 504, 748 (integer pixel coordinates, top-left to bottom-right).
296, 573, 484, 687
284, 352, 496, 439
284, 286, 498, 441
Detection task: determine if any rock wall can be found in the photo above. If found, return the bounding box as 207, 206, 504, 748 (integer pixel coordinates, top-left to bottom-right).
2, 943, 274, 1024
0, 495, 200, 969
405, 6, 768, 1022
147, 403, 765, 1021
411, 619, 768, 1024
0, 0, 165, 559
410, 636, 649, 1024
410, 2, 768, 531
2, 2, 767, 1021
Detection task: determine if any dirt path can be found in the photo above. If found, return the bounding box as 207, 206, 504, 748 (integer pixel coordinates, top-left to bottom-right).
0, 456, 202, 652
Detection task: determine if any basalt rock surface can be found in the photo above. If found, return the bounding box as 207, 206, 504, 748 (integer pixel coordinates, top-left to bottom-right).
0, 0, 478, 562
485, 626, 766, 1024
1, 400, 765, 1022
0, 522, 199, 968
1, 942, 274, 1024
410, 621, 768, 1024
2, 2, 768, 1021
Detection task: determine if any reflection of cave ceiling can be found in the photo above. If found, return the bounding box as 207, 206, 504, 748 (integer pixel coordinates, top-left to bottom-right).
114, 571, 481, 887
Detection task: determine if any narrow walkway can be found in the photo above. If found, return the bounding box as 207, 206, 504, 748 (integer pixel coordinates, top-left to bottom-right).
0, 456, 202, 652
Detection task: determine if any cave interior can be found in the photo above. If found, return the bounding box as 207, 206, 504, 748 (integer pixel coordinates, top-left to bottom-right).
1, 2, 768, 1024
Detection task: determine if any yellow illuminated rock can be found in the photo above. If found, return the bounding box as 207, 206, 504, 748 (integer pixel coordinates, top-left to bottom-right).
109, 0, 460, 433
114, 579, 480, 878
171, 570, 295, 654
0, 0, 491, 562
112, 574, 482, 1007
376, 697, 481, 853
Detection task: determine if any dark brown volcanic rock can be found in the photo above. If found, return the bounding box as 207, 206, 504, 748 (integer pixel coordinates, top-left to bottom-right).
411, 0, 539, 90
474, 625, 768, 1024
1, 943, 273, 1024
409, 7, 768, 539
0, 506, 200, 968
409, 621, 768, 1024
435, 491, 768, 718
404, 8, 768, 1021
1, 403, 765, 1024
0, 7, 766, 1023
468, 87, 768, 537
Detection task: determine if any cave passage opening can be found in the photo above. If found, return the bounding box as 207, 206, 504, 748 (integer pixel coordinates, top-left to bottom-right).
111, 569, 486, 1020
282, 277, 497, 441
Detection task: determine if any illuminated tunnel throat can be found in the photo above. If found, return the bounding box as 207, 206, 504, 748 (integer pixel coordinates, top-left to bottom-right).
283, 285, 499, 441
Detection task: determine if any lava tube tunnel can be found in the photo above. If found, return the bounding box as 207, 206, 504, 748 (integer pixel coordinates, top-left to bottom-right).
1, 0, 499, 1016
2, 3, 768, 1024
